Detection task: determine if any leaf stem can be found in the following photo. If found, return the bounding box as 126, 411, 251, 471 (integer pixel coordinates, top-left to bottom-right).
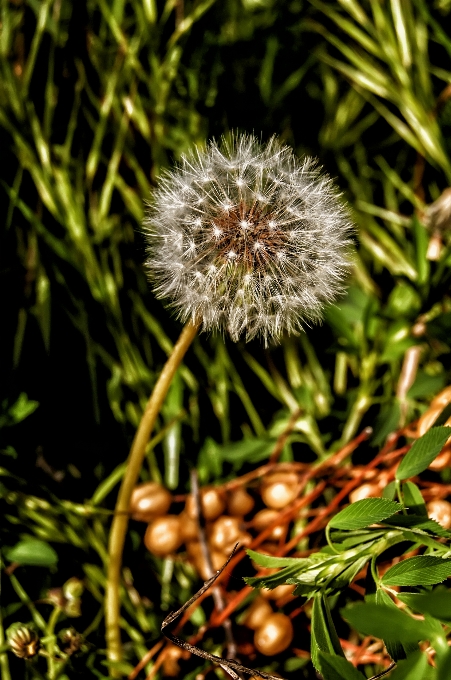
105, 320, 199, 674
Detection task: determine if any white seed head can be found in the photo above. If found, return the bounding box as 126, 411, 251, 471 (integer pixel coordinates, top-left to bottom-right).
144, 134, 354, 344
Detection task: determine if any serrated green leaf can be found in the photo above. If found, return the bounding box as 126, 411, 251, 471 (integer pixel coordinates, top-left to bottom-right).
402, 481, 427, 516
382, 556, 451, 586
328, 498, 402, 530
341, 603, 431, 642
311, 594, 345, 671
396, 427, 451, 480
245, 562, 307, 590
382, 515, 451, 538
246, 549, 306, 569
398, 587, 451, 623
5, 538, 58, 567
374, 590, 418, 661
332, 530, 386, 549
317, 651, 366, 680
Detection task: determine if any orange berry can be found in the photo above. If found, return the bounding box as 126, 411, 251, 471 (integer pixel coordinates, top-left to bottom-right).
349, 483, 381, 504
243, 597, 273, 630
429, 448, 451, 470
185, 488, 226, 521
130, 482, 172, 522
144, 516, 182, 556
254, 613, 293, 655
186, 541, 228, 579
253, 509, 285, 541
427, 499, 451, 529
162, 644, 188, 676
209, 516, 242, 551
227, 487, 255, 516
431, 386, 451, 409
261, 472, 298, 510
417, 407, 443, 437
178, 511, 198, 542
260, 583, 295, 601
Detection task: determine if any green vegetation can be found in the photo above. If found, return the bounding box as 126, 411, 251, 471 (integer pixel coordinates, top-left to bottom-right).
2, 1, 451, 678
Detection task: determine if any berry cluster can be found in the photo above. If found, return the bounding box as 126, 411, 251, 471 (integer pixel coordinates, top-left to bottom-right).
130, 469, 302, 664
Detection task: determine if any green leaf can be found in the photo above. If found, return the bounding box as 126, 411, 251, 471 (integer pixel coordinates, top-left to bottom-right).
245, 549, 305, 569
375, 590, 410, 661
402, 481, 427, 516
396, 427, 451, 480
311, 594, 345, 671
381, 556, 451, 586
328, 498, 402, 530
218, 438, 275, 468
388, 650, 436, 680
371, 400, 401, 447
407, 371, 446, 401
245, 563, 308, 590
5, 538, 58, 567
317, 652, 366, 680
437, 647, 451, 680
382, 515, 451, 538
341, 603, 431, 642
398, 587, 451, 623
412, 216, 430, 286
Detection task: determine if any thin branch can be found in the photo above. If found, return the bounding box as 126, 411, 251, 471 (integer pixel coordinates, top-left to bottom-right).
106, 320, 200, 672
190, 469, 238, 662
161, 547, 286, 680
368, 663, 396, 680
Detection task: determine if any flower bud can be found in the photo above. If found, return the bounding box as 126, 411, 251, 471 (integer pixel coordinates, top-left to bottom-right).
59, 627, 85, 655
7, 624, 40, 659
63, 577, 84, 601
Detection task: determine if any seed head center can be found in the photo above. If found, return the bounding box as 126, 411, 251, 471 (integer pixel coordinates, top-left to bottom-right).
212, 202, 286, 269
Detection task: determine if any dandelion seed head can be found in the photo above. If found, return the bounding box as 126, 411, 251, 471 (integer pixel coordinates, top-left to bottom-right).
144, 134, 354, 344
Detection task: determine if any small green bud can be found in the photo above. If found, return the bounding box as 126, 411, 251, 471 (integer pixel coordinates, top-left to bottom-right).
63, 577, 84, 600
59, 627, 85, 655
386, 282, 421, 318
7, 624, 40, 659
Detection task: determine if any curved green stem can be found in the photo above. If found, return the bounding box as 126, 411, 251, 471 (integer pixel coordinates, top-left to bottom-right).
45, 606, 61, 680
105, 320, 200, 674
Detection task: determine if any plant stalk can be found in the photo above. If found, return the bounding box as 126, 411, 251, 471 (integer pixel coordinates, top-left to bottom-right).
105, 320, 199, 672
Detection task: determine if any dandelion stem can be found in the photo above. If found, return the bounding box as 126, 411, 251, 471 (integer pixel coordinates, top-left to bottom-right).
106, 320, 200, 672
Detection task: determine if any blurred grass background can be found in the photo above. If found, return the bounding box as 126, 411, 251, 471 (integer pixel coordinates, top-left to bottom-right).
2, 0, 451, 677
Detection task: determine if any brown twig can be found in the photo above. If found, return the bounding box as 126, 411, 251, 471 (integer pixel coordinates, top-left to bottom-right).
190, 469, 238, 663
161, 547, 285, 680
269, 408, 302, 463
368, 663, 396, 680
128, 641, 164, 680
